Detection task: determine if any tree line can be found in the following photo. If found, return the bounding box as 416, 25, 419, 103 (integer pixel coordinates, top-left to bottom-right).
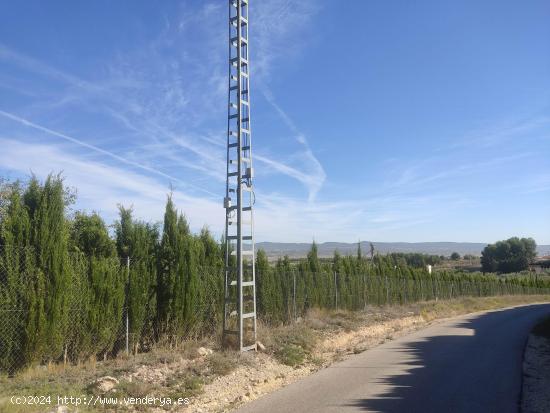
0, 175, 548, 372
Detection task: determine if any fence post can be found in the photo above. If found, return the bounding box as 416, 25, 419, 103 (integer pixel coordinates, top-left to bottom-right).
363, 273, 367, 310
293, 271, 297, 322
334, 272, 338, 310
126, 256, 130, 355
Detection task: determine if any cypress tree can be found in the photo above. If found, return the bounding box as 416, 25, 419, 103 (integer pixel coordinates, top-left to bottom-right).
181, 222, 199, 336
128, 221, 158, 352
29, 175, 70, 363
87, 256, 125, 358
115, 206, 158, 353
0, 183, 36, 371
157, 195, 179, 339
70, 211, 124, 360
172, 214, 189, 338
257, 249, 280, 321
197, 227, 223, 331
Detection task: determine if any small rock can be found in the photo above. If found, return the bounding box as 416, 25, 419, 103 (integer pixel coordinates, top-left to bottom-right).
197, 347, 210, 357
90, 376, 119, 393
256, 341, 266, 352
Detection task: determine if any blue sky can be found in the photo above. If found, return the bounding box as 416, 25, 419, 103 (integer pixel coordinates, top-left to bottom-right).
0, 0, 549, 244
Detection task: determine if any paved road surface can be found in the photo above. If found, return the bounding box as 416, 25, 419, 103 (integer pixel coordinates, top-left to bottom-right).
235, 304, 550, 413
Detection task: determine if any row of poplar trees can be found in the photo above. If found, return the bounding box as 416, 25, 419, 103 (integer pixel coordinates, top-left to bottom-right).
1, 175, 549, 372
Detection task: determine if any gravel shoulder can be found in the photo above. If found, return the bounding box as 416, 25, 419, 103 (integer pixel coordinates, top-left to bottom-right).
521, 317, 550, 413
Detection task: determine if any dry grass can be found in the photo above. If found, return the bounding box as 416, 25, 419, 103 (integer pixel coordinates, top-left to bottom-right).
419, 295, 550, 322
1, 295, 549, 412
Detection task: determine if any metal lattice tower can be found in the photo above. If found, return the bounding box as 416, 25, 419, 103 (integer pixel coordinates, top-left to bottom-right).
223, 0, 256, 352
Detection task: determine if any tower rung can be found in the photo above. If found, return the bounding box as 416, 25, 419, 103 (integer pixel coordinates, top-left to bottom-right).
229, 143, 238, 148
230, 16, 248, 26
226, 281, 254, 288
229, 114, 238, 119
231, 250, 254, 256
242, 312, 255, 319
231, 36, 248, 45
227, 172, 239, 177
230, 85, 238, 91
229, 219, 251, 225
243, 206, 252, 211
226, 235, 253, 240
223, 329, 238, 335
231, 58, 248, 67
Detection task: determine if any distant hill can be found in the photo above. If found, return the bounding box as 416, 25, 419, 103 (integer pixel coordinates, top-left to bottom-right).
256, 241, 550, 259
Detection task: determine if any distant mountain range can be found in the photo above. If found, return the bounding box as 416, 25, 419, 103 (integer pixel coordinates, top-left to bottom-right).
256, 241, 550, 259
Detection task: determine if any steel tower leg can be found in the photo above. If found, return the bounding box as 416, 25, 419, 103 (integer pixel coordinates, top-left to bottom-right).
223, 0, 257, 352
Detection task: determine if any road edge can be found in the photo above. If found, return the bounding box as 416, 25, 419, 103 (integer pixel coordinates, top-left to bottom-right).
521, 315, 550, 413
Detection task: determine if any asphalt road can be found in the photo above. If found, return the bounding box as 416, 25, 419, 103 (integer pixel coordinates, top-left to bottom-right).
235, 304, 550, 413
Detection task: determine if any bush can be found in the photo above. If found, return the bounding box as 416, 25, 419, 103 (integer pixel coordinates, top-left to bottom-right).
275, 344, 306, 367
207, 352, 238, 376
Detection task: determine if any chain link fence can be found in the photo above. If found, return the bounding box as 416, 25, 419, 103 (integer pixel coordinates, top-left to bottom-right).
1, 245, 549, 374
0, 246, 223, 375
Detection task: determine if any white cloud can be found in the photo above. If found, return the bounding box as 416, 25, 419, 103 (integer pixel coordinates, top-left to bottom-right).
0, 138, 221, 230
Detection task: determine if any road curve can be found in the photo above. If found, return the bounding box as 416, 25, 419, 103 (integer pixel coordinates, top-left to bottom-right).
235, 303, 550, 413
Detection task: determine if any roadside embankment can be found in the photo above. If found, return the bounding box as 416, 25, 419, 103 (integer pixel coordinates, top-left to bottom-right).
521, 315, 550, 413
197, 295, 550, 412
1, 295, 549, 413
